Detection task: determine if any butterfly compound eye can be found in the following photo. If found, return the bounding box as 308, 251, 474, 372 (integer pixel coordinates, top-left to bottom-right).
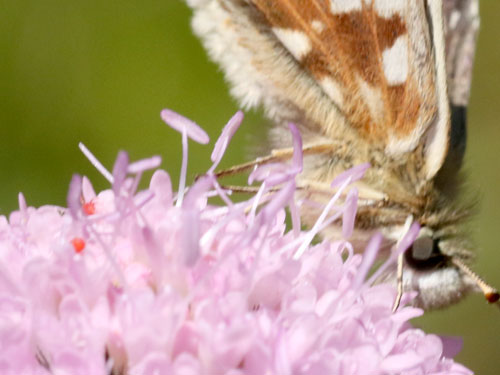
405, 236, 447, 270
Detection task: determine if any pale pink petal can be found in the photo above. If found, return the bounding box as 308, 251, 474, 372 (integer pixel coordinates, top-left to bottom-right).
18, 192, 27, 216
261, 181, 295, 222
182, 209, 200, 266
130, 352, 173, 375
82, 176, 96, 201
112, 151, 129, 194
67, 174, 82, 218
440, 335, 464, 359
352, 233, 382, 290
149, 169, 173, 208
173, 353, 202, 375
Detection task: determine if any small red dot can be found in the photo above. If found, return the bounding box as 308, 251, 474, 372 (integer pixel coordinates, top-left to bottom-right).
71, 237, 86, 253
83, 201, 96, 215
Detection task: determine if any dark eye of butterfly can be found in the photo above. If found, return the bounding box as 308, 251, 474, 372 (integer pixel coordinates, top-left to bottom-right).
404, 236, 447, 271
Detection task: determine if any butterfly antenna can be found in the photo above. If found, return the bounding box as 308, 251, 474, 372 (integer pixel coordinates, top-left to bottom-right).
214, 152, 288, 179
451, 257, 500, 304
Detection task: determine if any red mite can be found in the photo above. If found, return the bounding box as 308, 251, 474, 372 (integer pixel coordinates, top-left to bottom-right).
71, 237, 86, 253
83, 201, 96, 215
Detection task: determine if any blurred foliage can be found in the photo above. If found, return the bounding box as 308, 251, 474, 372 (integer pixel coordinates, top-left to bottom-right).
1, 0, 499, 373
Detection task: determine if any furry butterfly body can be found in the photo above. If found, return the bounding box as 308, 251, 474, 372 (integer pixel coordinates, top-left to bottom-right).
187, 0, 498, 309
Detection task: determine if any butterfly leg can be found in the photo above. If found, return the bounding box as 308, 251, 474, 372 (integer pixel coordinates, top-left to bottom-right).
220, 177, 388, 206
392, 252, 405, 312
218, 181, 335, 196
214, 142, 339, 179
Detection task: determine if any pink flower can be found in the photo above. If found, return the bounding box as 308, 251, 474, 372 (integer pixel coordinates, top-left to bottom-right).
0, 110, 472, 375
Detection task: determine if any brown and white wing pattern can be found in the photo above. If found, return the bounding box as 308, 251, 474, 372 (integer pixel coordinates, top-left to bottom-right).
187, 0, 452, 179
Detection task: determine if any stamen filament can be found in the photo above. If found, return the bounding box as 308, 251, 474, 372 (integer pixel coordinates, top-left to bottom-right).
176, 127, 188, 207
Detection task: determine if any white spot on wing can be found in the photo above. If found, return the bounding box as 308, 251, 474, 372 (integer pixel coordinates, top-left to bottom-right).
272, 28, 312, 60
330, 0, 362, 14
311, 20, 325, 33
386, 131, 421, 155
357, 78, 384, 124
382, 36, 408, 85
374, 0, 406, 18
320, 77, 344, 107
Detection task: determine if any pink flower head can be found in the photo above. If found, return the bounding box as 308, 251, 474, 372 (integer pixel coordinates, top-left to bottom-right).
0, 110, 472, 375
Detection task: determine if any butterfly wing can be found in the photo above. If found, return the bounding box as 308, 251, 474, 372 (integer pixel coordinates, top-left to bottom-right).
436, 0, 479, 189
444, 0, 479, 108
188, 0, 476, 183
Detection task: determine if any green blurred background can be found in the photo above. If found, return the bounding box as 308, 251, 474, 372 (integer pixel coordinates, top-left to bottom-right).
1, 0, 499, 372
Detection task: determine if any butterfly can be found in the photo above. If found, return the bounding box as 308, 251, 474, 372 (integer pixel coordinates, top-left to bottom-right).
186, 0, 498, 309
